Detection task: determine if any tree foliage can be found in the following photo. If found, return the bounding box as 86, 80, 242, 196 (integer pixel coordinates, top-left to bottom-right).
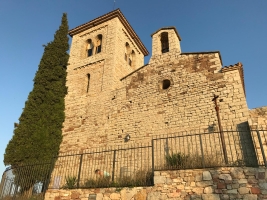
4, 13, 69, 192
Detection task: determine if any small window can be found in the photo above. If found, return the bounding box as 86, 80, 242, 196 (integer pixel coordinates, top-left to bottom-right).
162, 79, 171, 90
87, 39, 94, 57
128, 58, 132, 66
125, 42, 130, 62
95, 35, 102, 54
161, 32, 169, 53
87, 74, 90, 93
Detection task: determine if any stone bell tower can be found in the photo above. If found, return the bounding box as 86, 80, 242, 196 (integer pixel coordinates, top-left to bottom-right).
149, 27, 181, 63
60, 9, 149, 152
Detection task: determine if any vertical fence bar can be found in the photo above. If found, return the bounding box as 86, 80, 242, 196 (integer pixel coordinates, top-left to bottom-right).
256, 130, 267, 167
199, 134, 205, 168
112, 150, 116, 182
77, 154, 83, 188
151, 139, 155, 185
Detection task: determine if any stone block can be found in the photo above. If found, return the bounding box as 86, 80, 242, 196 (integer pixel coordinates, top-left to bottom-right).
196, 181, 213, 187
227, 189, 238, 194
71, 191, 80, 199
167, 192, 181, 198
166, 177, 172, 184
147, 192, 161, 200
120, 188, 137, 200
154, 176, 166, 184
195, 174, 202, 182
204, 186, 214, 194
259, 183, 267, 190
230, 168, 245, 179
220, 194, 230, 200
202, 194, 220, 200
238, 179, 248, 184
192, 187, 204, 194
244, 167, 256, 176
177, 184, 185, 190
203, 171, 212, 181
238, 187, 249, 195
258, 172, 265, 179
219, 174, 232, 181
243, 194, 257, 200
217, 183, 226, 189
251, 187, 261, 194
96, 193, 104, 200
110, 193, 120, 199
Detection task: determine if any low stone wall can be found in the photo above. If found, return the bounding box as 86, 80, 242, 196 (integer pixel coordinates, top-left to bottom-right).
45, 167, 267, 200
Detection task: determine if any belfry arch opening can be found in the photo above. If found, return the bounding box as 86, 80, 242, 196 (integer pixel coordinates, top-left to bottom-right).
95, 34, 102, 54
161, 32, 169, 53
87, 39, 94, 57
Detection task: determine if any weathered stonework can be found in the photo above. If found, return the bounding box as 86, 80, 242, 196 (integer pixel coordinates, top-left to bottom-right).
249, 106, 267, 129
47, 9, 267, 200
60, 9, 254, 154
45, 167, 267, 200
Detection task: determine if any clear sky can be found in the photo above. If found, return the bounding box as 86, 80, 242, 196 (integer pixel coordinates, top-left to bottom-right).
0, 1, 266, 174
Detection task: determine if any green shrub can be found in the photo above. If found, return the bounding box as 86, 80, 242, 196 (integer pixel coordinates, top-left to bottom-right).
165, 152, 224, 169
83, 176, 110, 188
62, 176, 77, 189
166, 152, 188, 169
82, 170, 153, 188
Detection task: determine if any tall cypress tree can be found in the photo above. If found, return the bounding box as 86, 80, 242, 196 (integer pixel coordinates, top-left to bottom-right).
4, 13, 69, 169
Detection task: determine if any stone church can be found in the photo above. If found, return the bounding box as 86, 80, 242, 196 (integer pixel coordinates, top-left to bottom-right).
59, 9, 266, 153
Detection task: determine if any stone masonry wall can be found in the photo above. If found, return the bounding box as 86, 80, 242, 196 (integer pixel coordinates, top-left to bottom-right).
249, 106, 267, 129
45, 167, 267, 200
60, 51, 250, 153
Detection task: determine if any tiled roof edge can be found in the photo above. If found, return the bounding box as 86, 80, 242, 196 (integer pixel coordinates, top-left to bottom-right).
151, 26, 182, 41
68, 9, 149, 56
222, 62, 246, 96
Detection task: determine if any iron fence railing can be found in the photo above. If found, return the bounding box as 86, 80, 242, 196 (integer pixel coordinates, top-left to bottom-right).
49, 143, 153, 189
0, 129, 266, 200
152, 130, 258, 170
0, 162, 51, 200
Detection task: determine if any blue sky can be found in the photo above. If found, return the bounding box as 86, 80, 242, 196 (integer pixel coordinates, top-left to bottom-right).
0, 1, 266, 174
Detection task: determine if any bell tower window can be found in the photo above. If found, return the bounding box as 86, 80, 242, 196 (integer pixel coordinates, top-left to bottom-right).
87, 39, 94, 57
129, 50, 135, 67
95, 34, 102, 54
87, 74, 91, 93
161, 32, 169, 53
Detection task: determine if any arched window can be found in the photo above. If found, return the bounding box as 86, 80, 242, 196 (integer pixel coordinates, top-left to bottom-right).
87, 74, 90, 93
128, 55, 132, 66
161, 32, 169, 53
87, 39, 94, 57
129, 50, 135, 67
125, 42, 130, 62
95, 34, 102, 54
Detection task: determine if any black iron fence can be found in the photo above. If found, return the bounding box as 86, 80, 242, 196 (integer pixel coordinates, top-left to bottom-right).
0, 163, 51, 200
152, 129, 259, 170
49, 143, 153, 190
0, 129, 266, 199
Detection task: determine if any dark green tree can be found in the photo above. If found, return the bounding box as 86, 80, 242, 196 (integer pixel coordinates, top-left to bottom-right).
4, 13, 69, 194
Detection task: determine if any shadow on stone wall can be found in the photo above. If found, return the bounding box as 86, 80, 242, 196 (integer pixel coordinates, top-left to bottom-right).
236, 122, 258, 166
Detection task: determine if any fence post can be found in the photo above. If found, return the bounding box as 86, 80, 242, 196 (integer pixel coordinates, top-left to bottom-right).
151, 139, 155, 185
42, 156, 56, 193
199, 135, 205, 168
77, 154, 83, 188
112, 150, 116, 182
256, 130, 267, 167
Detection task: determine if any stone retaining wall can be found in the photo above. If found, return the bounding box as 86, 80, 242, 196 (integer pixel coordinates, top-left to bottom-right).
45, 167, 267, 200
